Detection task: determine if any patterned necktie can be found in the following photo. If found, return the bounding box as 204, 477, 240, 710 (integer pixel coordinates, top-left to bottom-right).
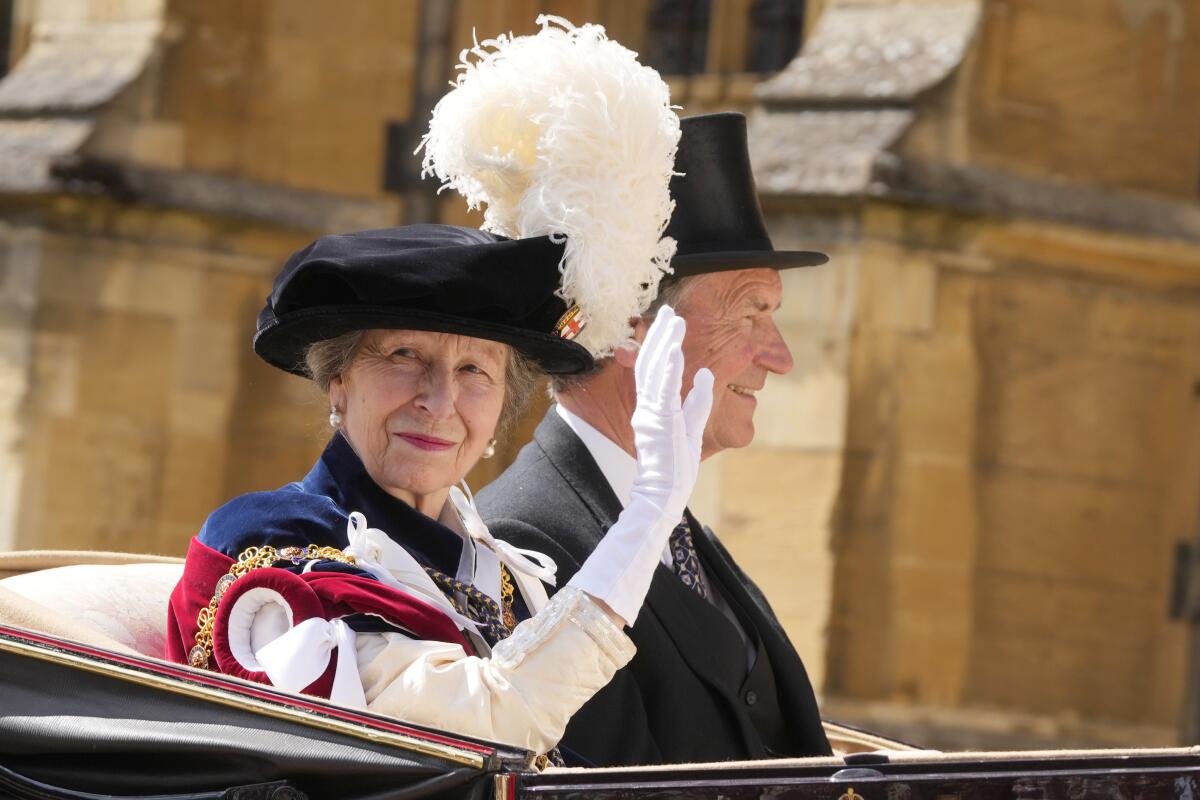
669, 515, 709, 600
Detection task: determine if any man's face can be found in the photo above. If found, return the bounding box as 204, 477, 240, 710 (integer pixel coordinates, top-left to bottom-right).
672, 268, 793, 458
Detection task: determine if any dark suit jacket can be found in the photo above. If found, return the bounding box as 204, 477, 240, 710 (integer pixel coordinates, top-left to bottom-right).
477, 410, 831, 766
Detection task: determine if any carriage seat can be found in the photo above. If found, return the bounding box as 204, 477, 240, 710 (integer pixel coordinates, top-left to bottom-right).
0, 551, 183, 659
0, 553, 923, 757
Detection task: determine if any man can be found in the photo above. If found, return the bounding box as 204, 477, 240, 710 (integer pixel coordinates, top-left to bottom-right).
477, 112, 833, 767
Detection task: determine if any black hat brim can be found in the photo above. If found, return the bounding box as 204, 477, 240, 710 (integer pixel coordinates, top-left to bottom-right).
670, 248, 829, 278
255, 305, 593, 377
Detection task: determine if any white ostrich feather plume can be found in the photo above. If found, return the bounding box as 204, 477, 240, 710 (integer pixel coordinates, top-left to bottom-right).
419, 15, 680, 357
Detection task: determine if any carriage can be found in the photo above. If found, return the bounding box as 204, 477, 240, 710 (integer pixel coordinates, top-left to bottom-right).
2, 552, 1197, 799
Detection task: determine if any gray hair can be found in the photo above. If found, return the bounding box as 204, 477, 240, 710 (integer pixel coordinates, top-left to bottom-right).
305, 330, 542, 439
305, 330, 365, 393
548, 273, 707, 394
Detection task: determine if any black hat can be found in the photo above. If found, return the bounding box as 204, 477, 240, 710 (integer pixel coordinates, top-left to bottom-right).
253, 225, 593, 376
666, 112, 828, 277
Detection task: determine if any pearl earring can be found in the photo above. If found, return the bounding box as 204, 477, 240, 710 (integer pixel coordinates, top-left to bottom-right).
329, 407, 343, 429
481, 439, 497, 459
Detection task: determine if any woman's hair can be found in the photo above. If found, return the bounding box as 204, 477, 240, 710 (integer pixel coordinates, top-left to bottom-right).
305, 330, 365, 394
304, 330, 541, 439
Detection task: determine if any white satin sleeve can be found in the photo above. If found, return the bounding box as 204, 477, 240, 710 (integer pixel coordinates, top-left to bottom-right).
356, 585, 634, 754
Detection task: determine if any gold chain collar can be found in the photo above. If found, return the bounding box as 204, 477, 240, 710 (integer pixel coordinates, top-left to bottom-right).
189, 544, 355, 670
190, 547, 519, 670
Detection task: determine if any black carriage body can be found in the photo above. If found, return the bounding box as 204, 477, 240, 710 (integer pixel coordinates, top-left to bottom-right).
510, 751, 1200, 800
3, 625, 1199, 800
0, 625, 529, 799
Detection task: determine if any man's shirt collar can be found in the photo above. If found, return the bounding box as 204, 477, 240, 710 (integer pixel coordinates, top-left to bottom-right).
555, 403, 637, 509
556, 404, 681, 569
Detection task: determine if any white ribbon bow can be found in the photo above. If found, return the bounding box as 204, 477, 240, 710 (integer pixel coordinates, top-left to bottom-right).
449, 485, 558, 586
341, 512, 481, 633
256, 617, 366, 709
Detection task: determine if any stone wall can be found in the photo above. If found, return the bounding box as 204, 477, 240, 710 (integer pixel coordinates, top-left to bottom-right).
966, 223, 1200, 731
736, 0, 1200, 747
966, 0, 1200, 198
153, 0, 420, 197
820, 202, 1200, 746
0, 217, 39, 551
6, 198, 320, 556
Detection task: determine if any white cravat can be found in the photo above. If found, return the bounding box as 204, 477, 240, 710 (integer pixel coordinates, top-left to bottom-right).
556, 404, 676, 569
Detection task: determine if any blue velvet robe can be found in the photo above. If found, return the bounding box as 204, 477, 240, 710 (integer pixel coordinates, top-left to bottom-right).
199, 432, 466, 579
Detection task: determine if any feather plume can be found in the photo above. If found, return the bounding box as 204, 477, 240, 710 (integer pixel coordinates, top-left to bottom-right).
419, 15, 680, 357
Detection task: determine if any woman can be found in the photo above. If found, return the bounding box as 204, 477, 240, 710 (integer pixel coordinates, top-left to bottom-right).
167, 224, 713, 760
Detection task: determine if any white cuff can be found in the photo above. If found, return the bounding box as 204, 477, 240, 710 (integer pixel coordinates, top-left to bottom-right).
492, 585, 633, 671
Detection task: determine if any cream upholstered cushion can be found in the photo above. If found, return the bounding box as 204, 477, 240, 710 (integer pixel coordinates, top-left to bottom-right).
1, 562, 183, 658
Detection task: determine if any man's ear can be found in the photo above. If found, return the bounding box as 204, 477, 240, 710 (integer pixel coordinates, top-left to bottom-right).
613, 316, 650, 369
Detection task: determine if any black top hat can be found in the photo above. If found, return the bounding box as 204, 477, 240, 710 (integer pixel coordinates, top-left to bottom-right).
253, 225, 593, 376
666, 112, 828, 277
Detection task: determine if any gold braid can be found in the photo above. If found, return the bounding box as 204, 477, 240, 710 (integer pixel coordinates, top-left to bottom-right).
499, 564, 517, 629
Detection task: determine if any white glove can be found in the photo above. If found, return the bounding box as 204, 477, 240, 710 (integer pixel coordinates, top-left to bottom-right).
568, 305, 714, 625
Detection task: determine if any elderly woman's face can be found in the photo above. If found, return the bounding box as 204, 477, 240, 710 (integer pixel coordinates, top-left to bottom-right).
329, 329, 508, 511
